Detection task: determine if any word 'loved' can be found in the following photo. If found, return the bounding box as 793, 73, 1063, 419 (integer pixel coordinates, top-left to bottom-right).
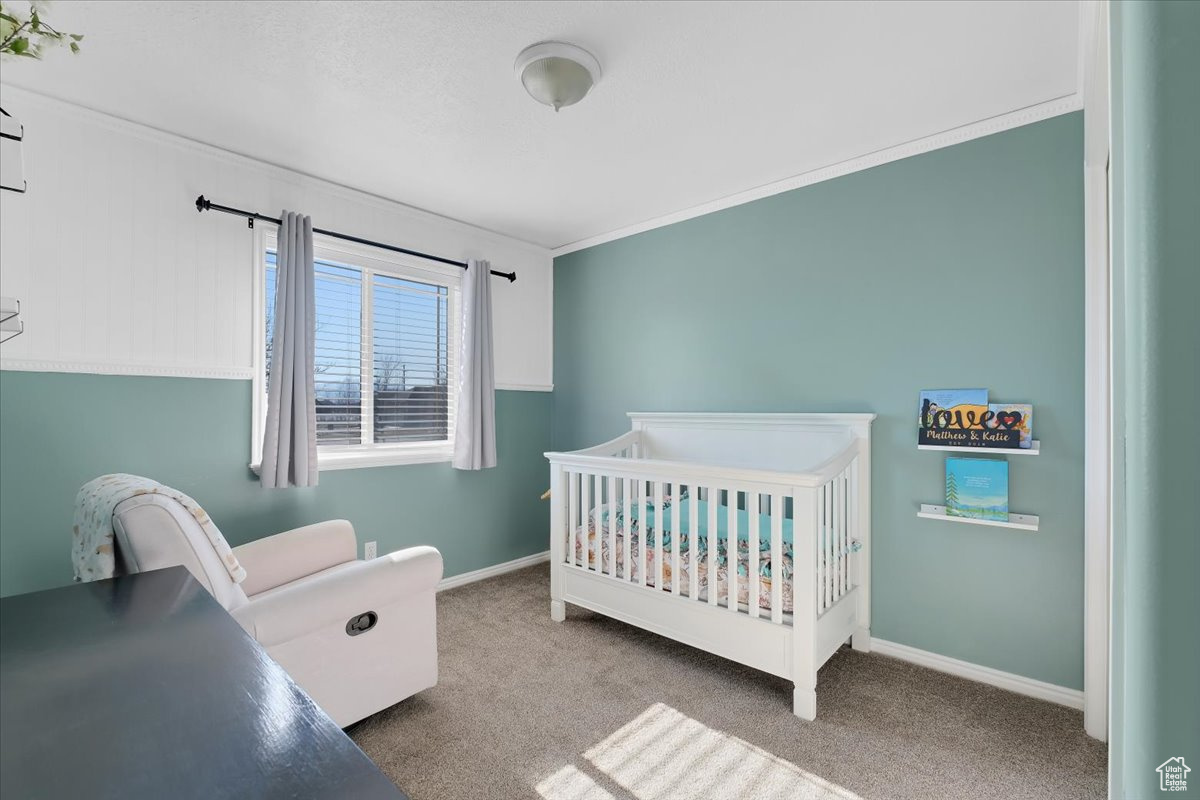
920, 400, 1024, 431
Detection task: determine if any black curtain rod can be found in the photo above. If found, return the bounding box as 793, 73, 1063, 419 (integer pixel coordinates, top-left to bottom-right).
194, 195, 516, 283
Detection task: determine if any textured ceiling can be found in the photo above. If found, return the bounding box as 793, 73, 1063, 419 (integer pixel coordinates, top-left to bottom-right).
0, 1, 1080, 249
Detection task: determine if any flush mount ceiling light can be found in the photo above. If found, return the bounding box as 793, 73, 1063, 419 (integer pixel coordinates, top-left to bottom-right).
514, 41, 601, 112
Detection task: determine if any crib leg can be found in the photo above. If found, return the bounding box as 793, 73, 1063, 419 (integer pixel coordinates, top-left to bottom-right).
793, 686, 817, 721
550, 600, 566, 622
852, 626, 871, 652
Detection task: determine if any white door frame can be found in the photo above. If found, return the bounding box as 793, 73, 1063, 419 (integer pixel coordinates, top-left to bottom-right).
1079, 0, 1109, 742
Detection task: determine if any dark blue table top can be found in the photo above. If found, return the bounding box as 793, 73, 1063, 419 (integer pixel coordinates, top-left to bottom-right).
0, 566, 406, 799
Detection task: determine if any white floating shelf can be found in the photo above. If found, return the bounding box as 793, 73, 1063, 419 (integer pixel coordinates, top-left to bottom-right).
917, 504, 1039, 532
0, 296, 22, 344
918, 440, 1040, 456
0, 296, 18, 323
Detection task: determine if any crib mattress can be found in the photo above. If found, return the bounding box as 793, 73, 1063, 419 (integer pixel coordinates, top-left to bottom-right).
574, 517, 792, 613
573, 497, 859, 615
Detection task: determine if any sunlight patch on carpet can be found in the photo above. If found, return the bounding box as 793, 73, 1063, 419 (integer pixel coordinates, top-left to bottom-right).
537, 702, 861, 800
536, 764, 618, 800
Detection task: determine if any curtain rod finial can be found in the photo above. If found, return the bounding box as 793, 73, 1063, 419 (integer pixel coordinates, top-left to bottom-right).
195, 195, 209, 213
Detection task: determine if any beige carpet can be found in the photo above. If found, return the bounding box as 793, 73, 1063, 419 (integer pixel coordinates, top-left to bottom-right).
349, 564, 1106, 800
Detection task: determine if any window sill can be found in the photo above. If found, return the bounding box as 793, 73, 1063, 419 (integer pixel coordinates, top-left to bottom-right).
251, 444, 453, 474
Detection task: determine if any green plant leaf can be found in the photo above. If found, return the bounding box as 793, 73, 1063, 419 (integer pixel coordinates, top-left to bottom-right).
0, 4, 82, 59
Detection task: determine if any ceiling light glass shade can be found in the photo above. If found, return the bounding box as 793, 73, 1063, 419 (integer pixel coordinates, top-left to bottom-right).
515, 42, 601, 112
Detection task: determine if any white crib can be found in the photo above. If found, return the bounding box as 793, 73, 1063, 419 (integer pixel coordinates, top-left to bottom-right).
545, 412, 874, 720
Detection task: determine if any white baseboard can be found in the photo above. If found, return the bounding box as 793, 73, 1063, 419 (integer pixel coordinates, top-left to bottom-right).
871, 638, 1084, 710
433, 560, 1086, 712
438, 551, 550, 592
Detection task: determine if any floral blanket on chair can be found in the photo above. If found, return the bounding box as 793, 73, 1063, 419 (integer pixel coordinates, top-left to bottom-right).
72, 473, 247, 585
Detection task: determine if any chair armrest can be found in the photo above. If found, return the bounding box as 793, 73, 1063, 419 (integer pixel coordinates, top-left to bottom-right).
232, 519, 358, 597
231, 546, 443, 647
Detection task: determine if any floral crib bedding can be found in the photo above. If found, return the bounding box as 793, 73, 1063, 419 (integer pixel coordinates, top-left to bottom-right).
572, 494, 860, 615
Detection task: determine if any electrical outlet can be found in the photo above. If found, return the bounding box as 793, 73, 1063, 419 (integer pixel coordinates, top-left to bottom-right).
364, 541, 377, 560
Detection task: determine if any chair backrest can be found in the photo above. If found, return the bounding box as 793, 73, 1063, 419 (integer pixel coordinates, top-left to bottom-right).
112, 494, 249, 610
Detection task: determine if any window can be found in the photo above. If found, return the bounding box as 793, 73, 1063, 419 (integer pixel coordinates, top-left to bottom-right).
253, 232, 459, 470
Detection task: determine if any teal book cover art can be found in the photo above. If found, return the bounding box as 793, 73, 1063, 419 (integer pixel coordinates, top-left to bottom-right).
945, 457, 1009, 521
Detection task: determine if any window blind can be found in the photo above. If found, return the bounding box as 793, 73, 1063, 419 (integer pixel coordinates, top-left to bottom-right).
372, 274, 450, 443
265, 252, 452, 449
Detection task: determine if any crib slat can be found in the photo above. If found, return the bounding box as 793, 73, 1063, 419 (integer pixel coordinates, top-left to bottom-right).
670, 483, 681, 596
727, 492, 739, 613
819, 483, 828, 611
653, 480, 665, 591
748, 491, 760, 619
595, 474, 603, 573
835, 474, 844, 599
595, 472, 603, 566
637, 479, 647, 586
770, 493, 784, 624
848, 462, 858, 590
607, 475, 617, 578
567, 471, 578, 568
581, 471, 591, 571
623, 478, 633, 582
707, 488, 719, 607
688, 490, 699, 601
744, 491, 763, 623
829, 480, 836, 604
830, 479, 840, 604
593, 474, 602, 574
843, 471, 851, 593
837, 471, 846, 600
825, 481, 833, 610
831, 479, 839, 603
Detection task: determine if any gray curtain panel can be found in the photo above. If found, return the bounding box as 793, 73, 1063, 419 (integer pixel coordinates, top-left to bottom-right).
261, 211, 318, 488
452, 258, 497, 470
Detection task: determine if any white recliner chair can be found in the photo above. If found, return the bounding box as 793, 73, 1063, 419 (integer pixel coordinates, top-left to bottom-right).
110, 492, 443, 727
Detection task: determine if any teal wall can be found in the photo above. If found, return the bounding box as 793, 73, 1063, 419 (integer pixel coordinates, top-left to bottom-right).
1110, 2, 1200, 795
553, 113, 1085, 689
0, 372, 550, 598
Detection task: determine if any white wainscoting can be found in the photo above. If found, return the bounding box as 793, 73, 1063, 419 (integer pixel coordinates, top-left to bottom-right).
0, 86, 554, 390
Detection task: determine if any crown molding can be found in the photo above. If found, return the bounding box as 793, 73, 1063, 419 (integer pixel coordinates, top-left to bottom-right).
552, 93, 1083, 257
0, 83, 552, 259
1, 84, 1083, 263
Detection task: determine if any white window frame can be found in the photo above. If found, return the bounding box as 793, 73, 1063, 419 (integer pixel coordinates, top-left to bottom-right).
251, 226, 461, 471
